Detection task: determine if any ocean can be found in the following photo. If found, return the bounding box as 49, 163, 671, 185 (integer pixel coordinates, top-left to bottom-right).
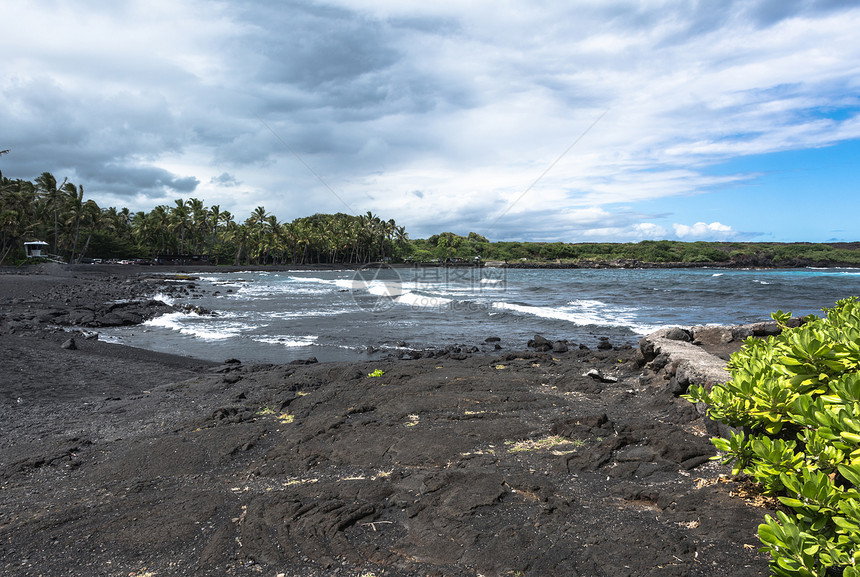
100, 266, 860, 364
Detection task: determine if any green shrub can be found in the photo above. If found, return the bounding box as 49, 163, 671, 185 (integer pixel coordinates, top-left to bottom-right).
685, 297, 860, 576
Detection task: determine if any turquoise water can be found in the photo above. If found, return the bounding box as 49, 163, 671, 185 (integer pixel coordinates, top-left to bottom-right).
101, 267, 860, 363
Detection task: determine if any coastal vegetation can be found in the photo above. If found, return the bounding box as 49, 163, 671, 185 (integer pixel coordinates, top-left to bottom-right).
2, 170, 859, 267
685, 298, 860, 576
0, 171, 407, 265
410, 234, 860, 267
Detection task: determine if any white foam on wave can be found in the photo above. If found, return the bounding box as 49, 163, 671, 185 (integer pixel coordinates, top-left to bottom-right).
491, 300, 660, 334
335, 277, 406, 299
444, 284, 505, 295
290, 287, 338, 295
210, 281, 253, 289
263, 307, 351, 320
807, 267, 860, 274
296, 275, 381, 291
150, 292, 175, 306
293, 275, 342, 286
253, 335, 319, 347
224, 274, 360, 299
712, 273, 724, 277
396, 291, 452, 308
492, 302, 590, 323
336, 275, 455, 309
366, 281, 403, 298
234, 284, 286, 298
568, 298, 606, 309
144, 312, 252, 341
234, 282, 332, 299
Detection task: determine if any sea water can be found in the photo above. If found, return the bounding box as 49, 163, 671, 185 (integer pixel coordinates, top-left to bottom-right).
99, 267, 860, 364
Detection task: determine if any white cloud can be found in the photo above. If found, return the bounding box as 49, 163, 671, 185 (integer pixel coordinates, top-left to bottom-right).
673, 222, 736, 240
633, 223, 669, 240
1, 0, 859, 240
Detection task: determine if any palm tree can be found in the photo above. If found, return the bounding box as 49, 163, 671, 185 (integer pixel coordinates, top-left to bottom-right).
248, 206, 269, 263
0, 168, 414, 266
208, 204, 222, 261
35, 172, 68, 255
292, 220, 312, 264
187, 198, 207, 254
63, 183, 86, 262
77, 201, 108, 261
170, 199, 190, 254
149, 205, 171, 256
225, 221, 250, 265
0, 175, 38, 264
0, 208, 20, 264
214, 209, 233, 264
281, 221, 299, 264
0, 183, 38, 264
108, 206, 132, 248
394, 225, 410, 259
131, 211, 155, 257
380, 218, 397, 260
264, 214, 283, 264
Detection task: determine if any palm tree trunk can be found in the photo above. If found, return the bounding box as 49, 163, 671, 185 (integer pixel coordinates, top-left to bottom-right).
79, 229, 94, 261
70, 220, 81, 263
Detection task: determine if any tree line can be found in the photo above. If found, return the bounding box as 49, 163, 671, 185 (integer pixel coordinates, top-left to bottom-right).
411, 234, 860, 267
0, 170, 410, 266
3, 168, 858, 268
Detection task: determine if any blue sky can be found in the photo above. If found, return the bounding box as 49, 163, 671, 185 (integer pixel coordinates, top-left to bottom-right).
1, 0, 859, 242
646, 140, 860, 242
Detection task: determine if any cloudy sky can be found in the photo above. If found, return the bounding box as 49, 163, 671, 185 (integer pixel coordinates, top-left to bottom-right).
2, 0, 859, 242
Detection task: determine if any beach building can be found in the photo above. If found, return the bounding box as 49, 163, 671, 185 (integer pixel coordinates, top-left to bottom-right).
23, 241, 65, 263
23, 241, 49, 258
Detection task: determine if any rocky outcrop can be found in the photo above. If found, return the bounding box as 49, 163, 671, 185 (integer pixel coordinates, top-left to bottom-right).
637, 320, 803, 437
639, 327, 731, 392
0, 271, 192, 336
2, 300, 176, 332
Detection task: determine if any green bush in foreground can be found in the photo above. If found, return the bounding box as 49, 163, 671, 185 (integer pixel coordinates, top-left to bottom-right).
685, 297, 860, 576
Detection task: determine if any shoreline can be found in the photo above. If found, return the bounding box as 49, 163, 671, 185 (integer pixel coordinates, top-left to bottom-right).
5, 256, 860, 278
0, 261, 840, 367
0, 267, 775, 576
492, 259, 860, 269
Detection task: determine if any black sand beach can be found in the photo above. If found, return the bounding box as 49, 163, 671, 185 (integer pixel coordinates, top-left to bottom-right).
0, 265, 774, 576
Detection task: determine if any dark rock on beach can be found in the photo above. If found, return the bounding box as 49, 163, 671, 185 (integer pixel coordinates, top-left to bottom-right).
552, 340, 570, 353
0, 265, 774, 577
527, 334, 553, 351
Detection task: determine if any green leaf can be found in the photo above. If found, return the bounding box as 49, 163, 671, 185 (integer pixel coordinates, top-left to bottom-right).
685, 299, 860, 577
838, 463, 860, 488
832, 516, 860, 531
778, 497, 805, 509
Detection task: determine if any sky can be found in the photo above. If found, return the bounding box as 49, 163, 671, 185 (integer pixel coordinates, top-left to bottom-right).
1, 0, 859, 243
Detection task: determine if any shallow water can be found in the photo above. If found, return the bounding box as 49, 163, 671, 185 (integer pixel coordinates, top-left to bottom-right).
100, 266, 860, 363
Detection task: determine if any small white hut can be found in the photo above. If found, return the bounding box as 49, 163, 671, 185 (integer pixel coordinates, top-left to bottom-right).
24, 241, 49, 258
